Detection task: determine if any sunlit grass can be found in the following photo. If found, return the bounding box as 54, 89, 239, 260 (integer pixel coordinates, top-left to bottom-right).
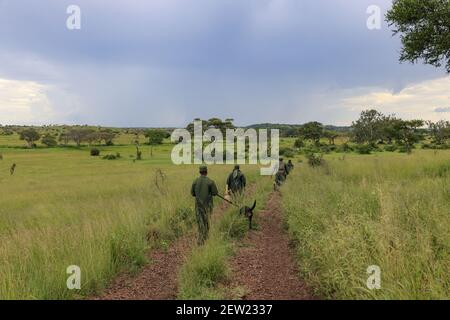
282, 150, 450, 299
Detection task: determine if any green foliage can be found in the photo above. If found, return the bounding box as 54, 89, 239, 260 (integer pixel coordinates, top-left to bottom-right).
306, 153, 325, 167
427, 120, 450, 144
41, 134, 58, 147
294, 138, 305, 148
351, 109, 385, 145
336, 143, 353, 153
298, 122, 324, 145
19, 128, 41, 148
384, 144, 398, 152
102, 153, 121, 160
90, 148, 101, 156
386, 0, 450, 72
354, 144, 373, 155
323, 130, 339, 145
280, 147, 296, 158
145, 129, 167, 145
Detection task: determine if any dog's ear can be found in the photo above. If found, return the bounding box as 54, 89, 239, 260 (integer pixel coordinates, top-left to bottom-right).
250, 200, 256, 211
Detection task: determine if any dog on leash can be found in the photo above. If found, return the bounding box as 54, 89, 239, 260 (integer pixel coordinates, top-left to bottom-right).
240, 200, 256, 230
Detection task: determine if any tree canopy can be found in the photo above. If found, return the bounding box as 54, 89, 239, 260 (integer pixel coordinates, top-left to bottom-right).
386, 0, 450, 72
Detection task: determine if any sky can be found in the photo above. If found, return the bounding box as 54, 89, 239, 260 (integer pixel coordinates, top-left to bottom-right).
0, 0, 449, 127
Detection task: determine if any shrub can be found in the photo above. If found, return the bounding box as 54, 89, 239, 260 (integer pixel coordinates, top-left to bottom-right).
306, 153, 325, 167
90, 148, 100, 156
384, 144, 398, 152
355, 144, 373, 154
336, 143, 353, 153
398, 145, 415, 154
41, 134, 58, 147
102, 154, 119, 160
280, 147, 296, 158
294, 138, 305, 148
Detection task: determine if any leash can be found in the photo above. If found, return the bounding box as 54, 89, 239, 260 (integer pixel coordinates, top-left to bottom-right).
216, 194, 240, 208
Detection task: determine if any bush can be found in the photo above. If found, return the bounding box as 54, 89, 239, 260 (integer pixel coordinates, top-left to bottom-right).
422, 143, 450, 150
306, 153, 325, 167
102, 153, 121, 160
384, 144, 398, 152
294, 138, 305, 148
398, 145, 415, 154
280, 147, 296, 158
41, 135, 58, 147
355, 144, 373, 154
90, 148, 100, 156
336, 143, 353, 153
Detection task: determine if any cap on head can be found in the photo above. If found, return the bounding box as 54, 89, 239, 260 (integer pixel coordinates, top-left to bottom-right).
199, 165, 208, 174
234, 165, 240, 170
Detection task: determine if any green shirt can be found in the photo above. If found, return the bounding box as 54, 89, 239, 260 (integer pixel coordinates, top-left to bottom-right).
191, 176, 219, 212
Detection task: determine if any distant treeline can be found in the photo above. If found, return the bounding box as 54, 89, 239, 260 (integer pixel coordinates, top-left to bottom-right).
245, 123, 350, 137
1, 110, 449, 153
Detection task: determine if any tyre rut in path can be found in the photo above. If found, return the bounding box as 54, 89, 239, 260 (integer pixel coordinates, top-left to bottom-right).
228, 191, 314, 300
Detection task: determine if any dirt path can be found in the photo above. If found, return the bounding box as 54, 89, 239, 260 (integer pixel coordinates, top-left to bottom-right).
228, 191, 314, 300
95, 200, 231, 300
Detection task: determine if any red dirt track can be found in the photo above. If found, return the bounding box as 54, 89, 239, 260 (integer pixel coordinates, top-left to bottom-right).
228, 192, 314, 300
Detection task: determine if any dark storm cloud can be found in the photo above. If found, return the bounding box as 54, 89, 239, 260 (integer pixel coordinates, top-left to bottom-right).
0, 0, 446, 126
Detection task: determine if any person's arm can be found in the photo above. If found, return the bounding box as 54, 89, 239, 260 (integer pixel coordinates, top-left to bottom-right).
242, 174, 246, 187
191, 180, 196, 197
210, 181, 219, 196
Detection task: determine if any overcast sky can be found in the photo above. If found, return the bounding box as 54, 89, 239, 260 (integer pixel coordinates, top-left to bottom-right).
0, 0, 449, 127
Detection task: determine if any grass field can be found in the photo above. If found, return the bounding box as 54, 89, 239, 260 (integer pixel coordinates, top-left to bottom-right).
0, 132, 448, 299
0, 139, 265, 299
282, 150, 450, 299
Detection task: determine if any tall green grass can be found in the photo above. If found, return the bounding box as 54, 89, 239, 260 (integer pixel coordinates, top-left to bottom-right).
282, 151, 450, 299
0, 145, 236, 299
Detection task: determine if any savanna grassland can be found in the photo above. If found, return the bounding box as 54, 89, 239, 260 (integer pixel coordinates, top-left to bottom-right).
283, 151, 450, 299
0, 132, 268, 299
0, 128, 449, 300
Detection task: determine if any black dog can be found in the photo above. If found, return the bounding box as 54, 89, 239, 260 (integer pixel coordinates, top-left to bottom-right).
240, 200, 256, 230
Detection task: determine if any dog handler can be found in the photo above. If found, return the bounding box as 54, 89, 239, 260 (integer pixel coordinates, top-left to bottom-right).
191, 165, 219, 245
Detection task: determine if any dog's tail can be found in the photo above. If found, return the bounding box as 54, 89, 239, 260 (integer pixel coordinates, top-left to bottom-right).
250, 200, 256, 210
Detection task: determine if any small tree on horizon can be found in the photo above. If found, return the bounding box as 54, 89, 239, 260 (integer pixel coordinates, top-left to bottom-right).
145, 129, 167, 157
19, 128, 41, 148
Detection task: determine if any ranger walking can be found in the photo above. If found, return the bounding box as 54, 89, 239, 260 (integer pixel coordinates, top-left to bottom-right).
286, 159, 294, 174
226, 165, 246, 197
191, 165, 218, 245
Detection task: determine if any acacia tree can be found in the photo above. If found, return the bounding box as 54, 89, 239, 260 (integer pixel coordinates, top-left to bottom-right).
392, 119, 425, 153
19, 128, 41, 148
41, 134, 57, 147
298, 122, 323, 146
323, 130, 339, 145
428, 120, 450, 144
351, 110, 385, 145
145, 129, 167, 156
386, 0, 450, 72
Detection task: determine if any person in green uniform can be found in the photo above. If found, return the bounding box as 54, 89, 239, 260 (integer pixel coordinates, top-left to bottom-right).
191, 165, 219, 245
226, 165, 246, 196
286, 159, 294, 174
